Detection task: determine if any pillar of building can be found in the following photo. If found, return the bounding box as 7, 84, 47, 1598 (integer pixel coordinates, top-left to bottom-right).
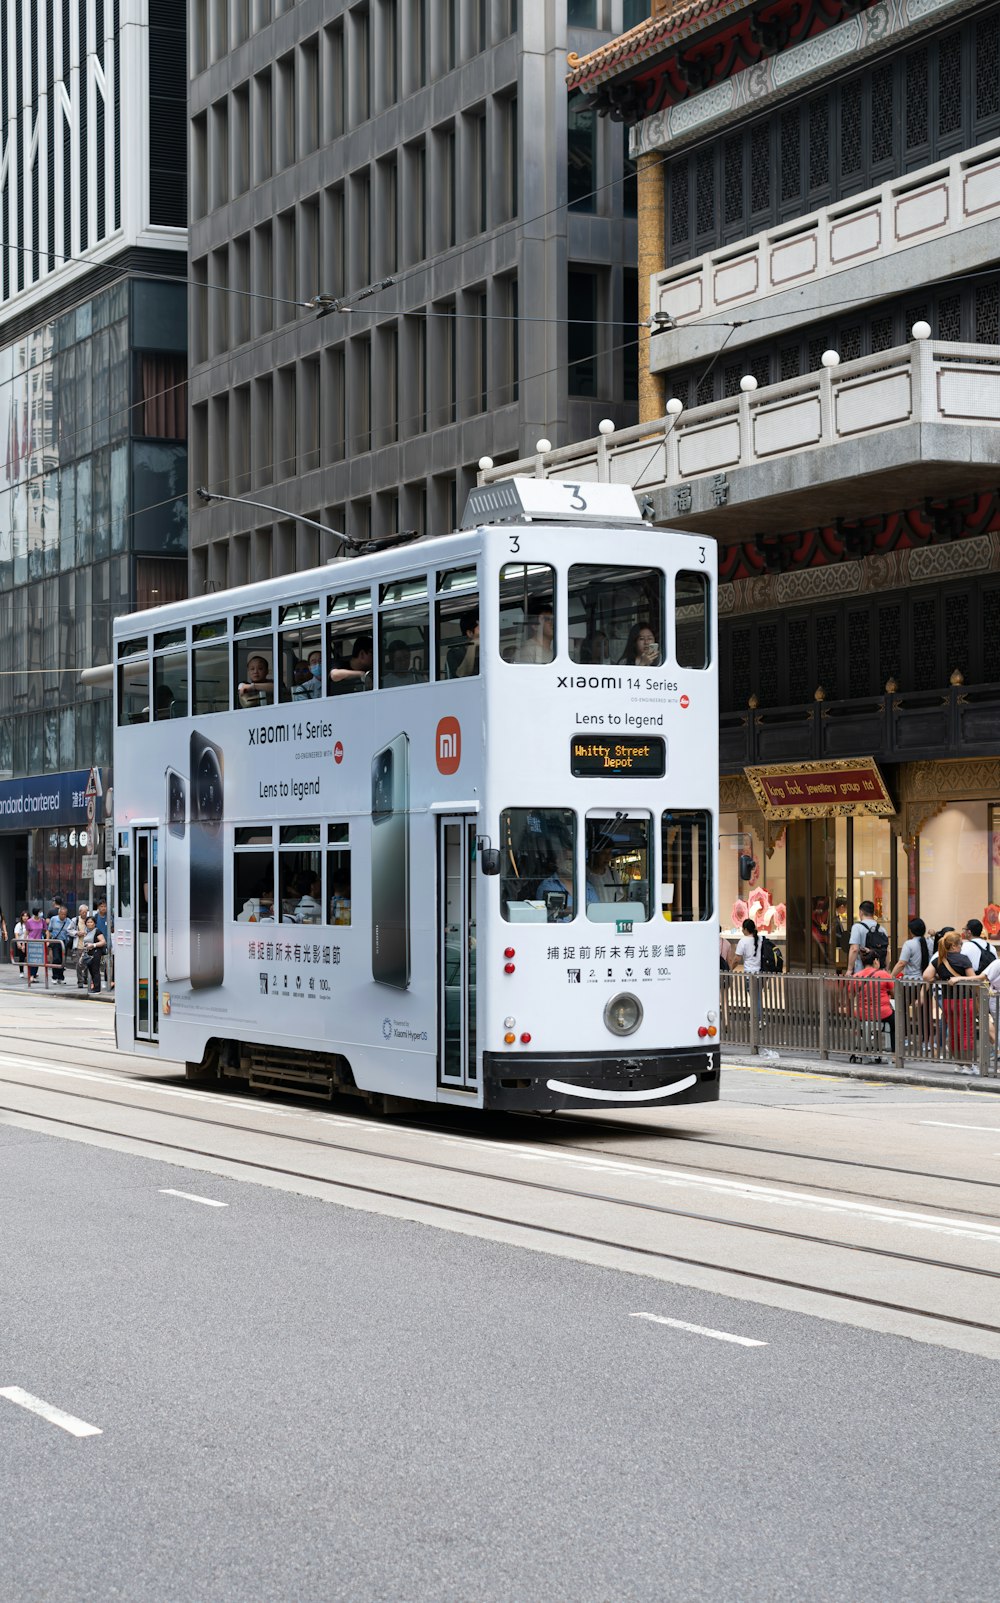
637, 150, 666, 423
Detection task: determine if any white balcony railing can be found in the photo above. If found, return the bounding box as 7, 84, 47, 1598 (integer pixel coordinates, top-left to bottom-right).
652, 138, 1000, 334
479, 339, 1000, 496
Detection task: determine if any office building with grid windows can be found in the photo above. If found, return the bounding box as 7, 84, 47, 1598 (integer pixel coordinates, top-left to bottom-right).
0, 0, 187, 921
188, 0, 647, 589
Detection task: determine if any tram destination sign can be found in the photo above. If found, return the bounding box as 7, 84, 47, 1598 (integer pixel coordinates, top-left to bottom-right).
571, 736, 666, 778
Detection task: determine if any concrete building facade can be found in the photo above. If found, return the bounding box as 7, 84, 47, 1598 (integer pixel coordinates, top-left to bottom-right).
187, 0, 647, 589
0, 0, 187, 923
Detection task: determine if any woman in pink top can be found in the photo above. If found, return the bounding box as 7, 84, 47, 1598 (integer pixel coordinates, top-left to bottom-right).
853, 946, 895, 1050
24, 907, 46, 984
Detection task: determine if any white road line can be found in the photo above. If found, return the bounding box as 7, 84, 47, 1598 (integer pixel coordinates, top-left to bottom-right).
159, 1188, 228, 1208
0, 1387, 102, 1437
630, 1312, 767, 1347
921, 1121, 1000, 1134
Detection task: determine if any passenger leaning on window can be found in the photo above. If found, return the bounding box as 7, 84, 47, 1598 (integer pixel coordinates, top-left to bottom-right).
238, 655, 274, 708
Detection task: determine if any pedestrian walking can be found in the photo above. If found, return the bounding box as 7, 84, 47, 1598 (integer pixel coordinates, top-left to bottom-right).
24, 907, 46, 984
732, 918, 761, 973
12, 909, 28, 973
47, 903, 74, 983
80, 916, 107, 994
73, 904, 90, 988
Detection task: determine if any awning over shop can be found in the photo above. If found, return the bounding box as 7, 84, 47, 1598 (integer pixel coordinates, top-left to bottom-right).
745, 759, 895, 820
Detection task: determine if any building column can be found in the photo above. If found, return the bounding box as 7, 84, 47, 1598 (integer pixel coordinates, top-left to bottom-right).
637, 149, 665, 423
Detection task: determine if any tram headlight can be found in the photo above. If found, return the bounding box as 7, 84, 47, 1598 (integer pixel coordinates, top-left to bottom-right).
604, 993, 643, 1037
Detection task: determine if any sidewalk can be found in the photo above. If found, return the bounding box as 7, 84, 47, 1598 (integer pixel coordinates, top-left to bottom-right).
722, 1043, 1000, 1092
0, 960, 114, 1002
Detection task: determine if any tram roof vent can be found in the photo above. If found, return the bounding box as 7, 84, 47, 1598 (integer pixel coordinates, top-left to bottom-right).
460, 477, 644, 530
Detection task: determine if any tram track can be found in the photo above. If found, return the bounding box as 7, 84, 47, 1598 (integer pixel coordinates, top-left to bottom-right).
2, 1068, 1000, 1340
0, 1020, 998, 1210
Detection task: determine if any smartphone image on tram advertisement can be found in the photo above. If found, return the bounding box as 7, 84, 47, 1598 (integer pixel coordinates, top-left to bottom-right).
189, 731, 225, 990
371, 732, 410, 990
163, 766, 190, 982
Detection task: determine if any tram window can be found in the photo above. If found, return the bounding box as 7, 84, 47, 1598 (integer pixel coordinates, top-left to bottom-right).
153, 650, 188, 720
500, 807, 576, 922
234, 851, 275, 921
234, 635, 276, 709
379, 576, 429, 687
435, 567, 479, 680
117, 636, 149, 659
117, 658, 150, 725
192, 642, 230, 714
568, 565, 663, 667
675, 571, 710, 670
328, 589, 374, 694
328, 823, 351, 925
117, 836, 131, 918
498, 564, 555, 664
585, 811, 651, 922
193, 618, 227, 642
236, 826, 273, 845
661, 810, 712, 921
279, 600, 322, 702
279, 848, 322, 923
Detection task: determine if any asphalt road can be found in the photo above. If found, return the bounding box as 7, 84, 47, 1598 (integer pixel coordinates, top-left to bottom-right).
2, 988, 1000, 1600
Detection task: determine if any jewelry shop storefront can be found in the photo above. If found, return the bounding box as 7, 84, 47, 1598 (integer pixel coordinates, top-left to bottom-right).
720, 759, 1000, 972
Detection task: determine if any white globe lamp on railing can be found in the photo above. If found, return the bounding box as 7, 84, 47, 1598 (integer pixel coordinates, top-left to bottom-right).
598, 419, 615, 436
478, 456, 494, 473
739, 374, 758, 392
535, 438, 552, 454
665, 397, 684, 417
821, 349, 841, 368
911, 320, 932, 340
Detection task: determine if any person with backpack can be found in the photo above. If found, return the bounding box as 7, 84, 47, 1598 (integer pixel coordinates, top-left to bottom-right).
848, 900, 889, 975
960, 918, 997, 975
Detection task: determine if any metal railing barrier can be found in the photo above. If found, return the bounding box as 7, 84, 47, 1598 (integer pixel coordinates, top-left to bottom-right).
721, 973, 998, 1076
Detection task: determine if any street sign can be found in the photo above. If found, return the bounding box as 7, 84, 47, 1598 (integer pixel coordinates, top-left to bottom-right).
81, 854, 98, 877
86, 796, 96, 824
84, 767, 103, 799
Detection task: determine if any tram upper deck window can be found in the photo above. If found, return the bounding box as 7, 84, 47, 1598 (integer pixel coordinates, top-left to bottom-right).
234, 608, 276, 709
568, 565, 664, 667
500, 807, 576, 923
117, 640, 150, 725
675, 571, 710, 670
279, 599, 322, 701
585, 811, 651, 922
192, 619, 229, 716
327, 823, 351, 925
435, 567, 479, 680
499, 564, 555, 664
153, 628, 188, 719
379, 577, 430, 687
327, 589, 374, 695
661, 810, 712, 921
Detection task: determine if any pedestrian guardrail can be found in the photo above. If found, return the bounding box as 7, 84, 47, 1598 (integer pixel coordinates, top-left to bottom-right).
721, 973, 998, 1076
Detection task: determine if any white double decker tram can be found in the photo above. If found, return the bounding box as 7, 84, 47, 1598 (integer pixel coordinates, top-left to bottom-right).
112, 479, 720, 1113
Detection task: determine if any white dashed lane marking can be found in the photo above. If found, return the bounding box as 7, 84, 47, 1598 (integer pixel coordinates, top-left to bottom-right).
631, 1312, 767, 1347
0, 1387, 102, 1437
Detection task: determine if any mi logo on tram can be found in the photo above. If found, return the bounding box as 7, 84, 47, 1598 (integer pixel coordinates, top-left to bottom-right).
436, 717, 462, 775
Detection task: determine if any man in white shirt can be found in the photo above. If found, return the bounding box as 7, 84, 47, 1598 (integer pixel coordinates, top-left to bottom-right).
961, 917, 997, 973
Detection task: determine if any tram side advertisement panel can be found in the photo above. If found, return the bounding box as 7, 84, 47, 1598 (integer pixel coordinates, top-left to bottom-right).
117, 698, 467, 1089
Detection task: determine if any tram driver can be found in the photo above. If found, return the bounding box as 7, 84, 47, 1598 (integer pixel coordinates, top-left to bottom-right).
537, 847, 598, 921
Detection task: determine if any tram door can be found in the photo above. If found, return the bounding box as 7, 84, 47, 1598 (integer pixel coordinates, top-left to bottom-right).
134, 828, 159, 1043
438, 817, 477, 1088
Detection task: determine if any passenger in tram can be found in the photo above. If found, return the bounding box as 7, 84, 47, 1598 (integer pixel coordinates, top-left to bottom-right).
329, 872, 352, 926
620, 622, 661, 667
294, 876, 323, 925
586, 844, 624, 903
537, 849, 598, 920
237, 654, 274, 708
448, 610, 480, 678
382, 639, 420, 687
515, 598, 554, 663
329, 634, 374, 693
